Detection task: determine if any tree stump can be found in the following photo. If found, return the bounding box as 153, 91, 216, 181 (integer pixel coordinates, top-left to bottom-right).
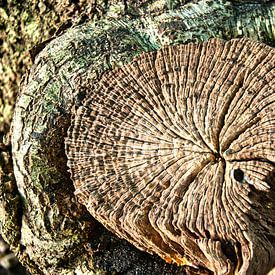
1, 0, 275, 274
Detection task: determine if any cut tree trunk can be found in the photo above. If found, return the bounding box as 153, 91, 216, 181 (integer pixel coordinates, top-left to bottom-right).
0, 1, 274, 274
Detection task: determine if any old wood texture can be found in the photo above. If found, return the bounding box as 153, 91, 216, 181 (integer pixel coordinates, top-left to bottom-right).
66, 38, 275, 275
3, 0, 275, 274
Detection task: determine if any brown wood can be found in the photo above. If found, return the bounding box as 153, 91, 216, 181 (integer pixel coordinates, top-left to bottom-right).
66, 38, 275, 275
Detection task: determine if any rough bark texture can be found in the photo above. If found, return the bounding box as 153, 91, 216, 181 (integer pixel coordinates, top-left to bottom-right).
1, 0, 275, 274
0, 0, 168, 137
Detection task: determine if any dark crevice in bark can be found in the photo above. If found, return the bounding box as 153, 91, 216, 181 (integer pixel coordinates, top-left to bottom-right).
233, 168, 244, 182
221, 241, 238, 267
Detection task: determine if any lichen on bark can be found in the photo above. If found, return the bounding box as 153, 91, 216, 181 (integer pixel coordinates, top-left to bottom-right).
1, 0, 275, 274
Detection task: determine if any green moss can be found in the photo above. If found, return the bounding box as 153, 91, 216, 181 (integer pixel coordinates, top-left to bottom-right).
0, 153, 21, 247
25, 20, 40, 40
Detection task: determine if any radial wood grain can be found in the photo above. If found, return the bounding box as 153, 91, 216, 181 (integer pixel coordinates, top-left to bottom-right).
65, 38, 275, 275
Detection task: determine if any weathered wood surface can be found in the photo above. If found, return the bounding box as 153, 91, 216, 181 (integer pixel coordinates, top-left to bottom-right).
0, 0, 274, 274
66, 38, 275, 275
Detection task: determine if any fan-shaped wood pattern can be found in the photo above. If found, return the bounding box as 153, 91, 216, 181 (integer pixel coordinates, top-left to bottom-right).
65, 38, 275, 275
